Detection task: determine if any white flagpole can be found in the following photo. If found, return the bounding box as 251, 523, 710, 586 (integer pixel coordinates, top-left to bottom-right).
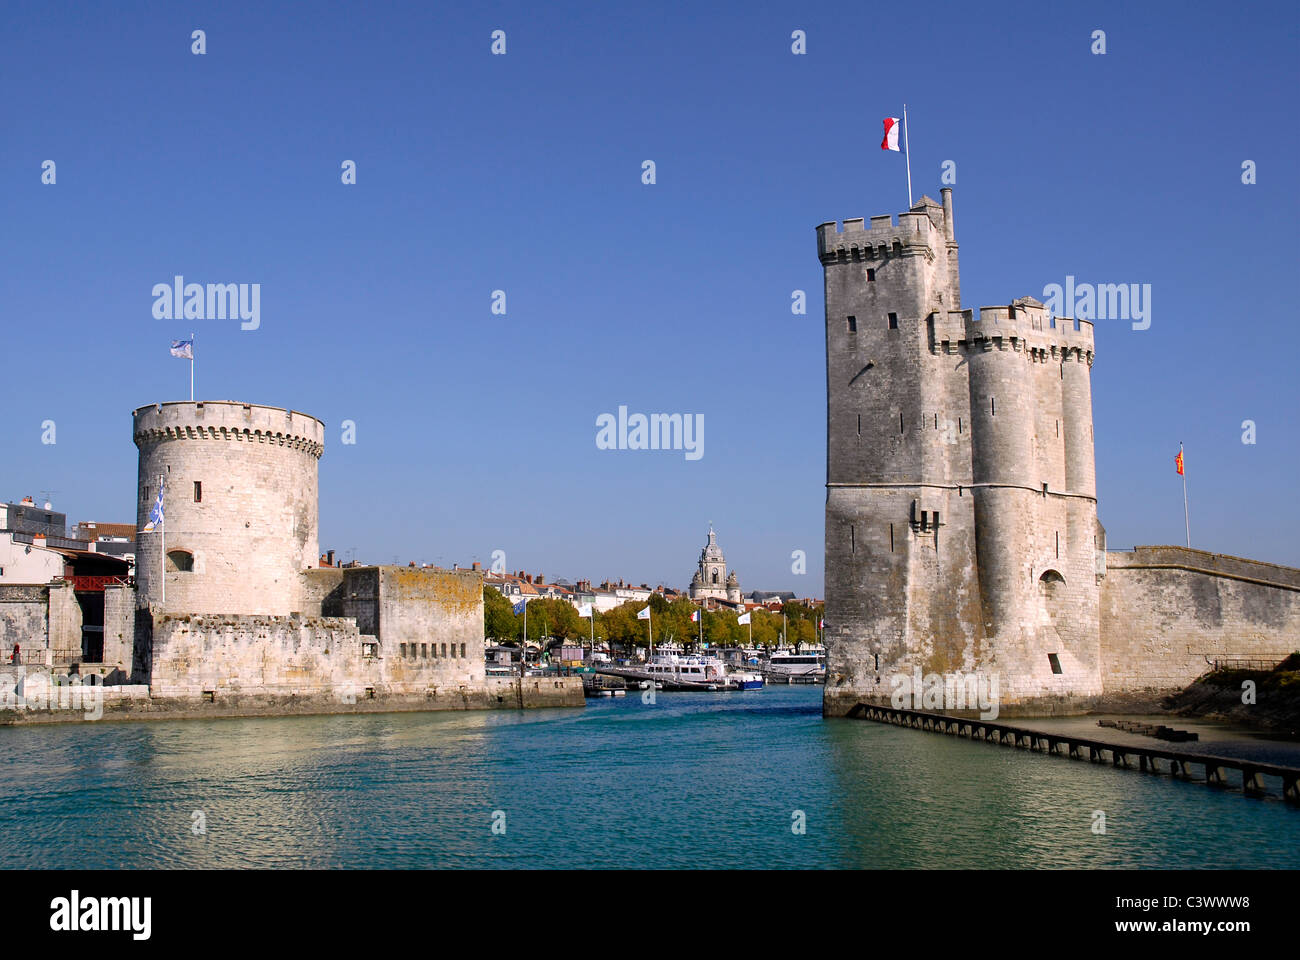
1181, 442, 1190, 548
159, 474, 165, 607
190, 332, 195, 402
903, 103, 913, 208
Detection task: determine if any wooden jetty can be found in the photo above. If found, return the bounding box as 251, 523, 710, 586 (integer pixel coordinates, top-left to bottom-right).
848, 703, 1300, 805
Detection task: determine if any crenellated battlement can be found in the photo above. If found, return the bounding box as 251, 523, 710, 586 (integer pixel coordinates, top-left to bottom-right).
928, 299, 1094, 362
817, 195, 951, 266
133, 401, 325, 459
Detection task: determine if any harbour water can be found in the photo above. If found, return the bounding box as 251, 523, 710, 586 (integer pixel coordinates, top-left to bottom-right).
2, 686, 1297, 869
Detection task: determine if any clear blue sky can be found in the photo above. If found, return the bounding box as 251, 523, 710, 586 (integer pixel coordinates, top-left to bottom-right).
2, 0, 1297, 593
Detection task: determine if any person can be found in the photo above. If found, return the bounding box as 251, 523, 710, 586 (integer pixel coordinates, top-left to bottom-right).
10, 643, 19, 665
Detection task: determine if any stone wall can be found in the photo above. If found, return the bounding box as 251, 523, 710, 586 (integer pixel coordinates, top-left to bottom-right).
1099, 546, 1300, 693
48, 581, 81, 661
0, 585, 48, 654
148, 613, 378, 698
102, 584, 135, 672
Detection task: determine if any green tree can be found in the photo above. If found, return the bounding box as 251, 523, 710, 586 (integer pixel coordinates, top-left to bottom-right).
483, 586, 518, 641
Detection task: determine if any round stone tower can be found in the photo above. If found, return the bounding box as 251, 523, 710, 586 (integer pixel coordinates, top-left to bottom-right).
133, 401, 324, 616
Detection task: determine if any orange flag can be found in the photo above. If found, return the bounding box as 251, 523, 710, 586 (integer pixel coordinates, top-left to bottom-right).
1175, 450, 1184, 476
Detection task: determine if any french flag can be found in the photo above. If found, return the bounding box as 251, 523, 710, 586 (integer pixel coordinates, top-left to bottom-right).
691, 610, 700, 623
881, 117, 901, 151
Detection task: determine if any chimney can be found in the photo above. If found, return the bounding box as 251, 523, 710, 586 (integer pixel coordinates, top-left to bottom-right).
326, 549, 335, 566
536, 574, 545, 585
472, 561, 482, 571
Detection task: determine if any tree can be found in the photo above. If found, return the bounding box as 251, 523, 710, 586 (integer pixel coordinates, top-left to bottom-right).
483, 586, 517, 641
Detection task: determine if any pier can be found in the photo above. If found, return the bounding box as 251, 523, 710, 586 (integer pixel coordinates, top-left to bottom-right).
848, 703, 1300, 805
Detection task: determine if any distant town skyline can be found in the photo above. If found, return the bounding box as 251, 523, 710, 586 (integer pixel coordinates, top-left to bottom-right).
4, 2, 1298, 595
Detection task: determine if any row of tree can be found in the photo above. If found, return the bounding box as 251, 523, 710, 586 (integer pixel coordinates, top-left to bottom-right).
483, 588, 823, 652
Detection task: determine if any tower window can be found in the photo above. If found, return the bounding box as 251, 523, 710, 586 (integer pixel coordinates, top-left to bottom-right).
166, 550, 194, 572
889, 524, 894, 552
1048, 653, 1063, 675
958, 417, 963, 434
847, 315, 857, 333
899, 412, 904, 434
851, 524, 856, 554
888, 313, 898, 329
990, 397, 996, 416
1056, 419, 1060, 437
193, 481, 202, 502
1056, 531, 1060, 558
866, 269, 875, 281
857, 414, 861, 437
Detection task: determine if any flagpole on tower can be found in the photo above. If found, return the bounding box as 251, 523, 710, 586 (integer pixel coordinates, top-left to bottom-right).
159, 474, 166, 607
903, 103, 913, 208
190, 332, 195, 402
1181, 441, 1190, 548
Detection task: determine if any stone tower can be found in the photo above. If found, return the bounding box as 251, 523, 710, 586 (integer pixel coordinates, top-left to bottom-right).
133, 401, 325, 616
818, 190, 1104, 716
690, 525, 741, 603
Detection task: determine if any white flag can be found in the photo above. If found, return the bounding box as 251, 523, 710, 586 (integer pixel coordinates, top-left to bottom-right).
881, 117, 901, 151
737, 612, 751, 625
578, 603, 593, 618
170, 338, 194, 359
636, 606, 651, 620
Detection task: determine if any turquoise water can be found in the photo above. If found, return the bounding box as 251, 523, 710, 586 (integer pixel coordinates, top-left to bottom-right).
2, 686, 1297, 869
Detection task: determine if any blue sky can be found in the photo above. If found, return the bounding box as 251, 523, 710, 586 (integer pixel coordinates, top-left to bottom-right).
2, 0, 1297, 592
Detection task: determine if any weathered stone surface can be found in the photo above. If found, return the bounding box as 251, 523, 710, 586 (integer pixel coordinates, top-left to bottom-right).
1100, 547, 1300, 693
820, 192, 1103, 714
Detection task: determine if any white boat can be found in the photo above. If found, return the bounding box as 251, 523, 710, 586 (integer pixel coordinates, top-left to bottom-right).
768, 644, 827, 678
730, 670, 764, 690
643, 650, 729, 689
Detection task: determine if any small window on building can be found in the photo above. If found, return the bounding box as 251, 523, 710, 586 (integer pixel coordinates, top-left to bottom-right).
889, 524, 894, 552
193, 481, 202, 502
421, 643, 428, 658
460, 643, 466, 658
847, 315, 857, 333
400, 643, 408, 657
851, 524, 855, 554
1048, 653, 1063, 675
990, 397, 996, 416
866, 268, 875, 281
441, 643, 448, 657
166, 550, 194, 572
888, 313, 898, 329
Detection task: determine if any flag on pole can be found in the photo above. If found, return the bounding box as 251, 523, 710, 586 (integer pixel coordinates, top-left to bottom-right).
170, 339, 194, 359
690, 610, 700, 623
737, 612, 752, 625
819, 618, 824, 630
577, 603, 593, 618
636, 606, 651, 621
141, 478, 165, 532
512, 600, 527, 615
881, 117, 901, 151
1175, 449, 1184, 476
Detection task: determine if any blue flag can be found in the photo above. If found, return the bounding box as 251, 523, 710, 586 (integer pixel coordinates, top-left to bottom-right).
512, 600, 526, 615
141, 478, 165, 532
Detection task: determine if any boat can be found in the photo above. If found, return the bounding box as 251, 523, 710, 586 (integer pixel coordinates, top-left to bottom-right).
768, 643, 827, 680
730, 670, 764, 690
644, 651, 729, 688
